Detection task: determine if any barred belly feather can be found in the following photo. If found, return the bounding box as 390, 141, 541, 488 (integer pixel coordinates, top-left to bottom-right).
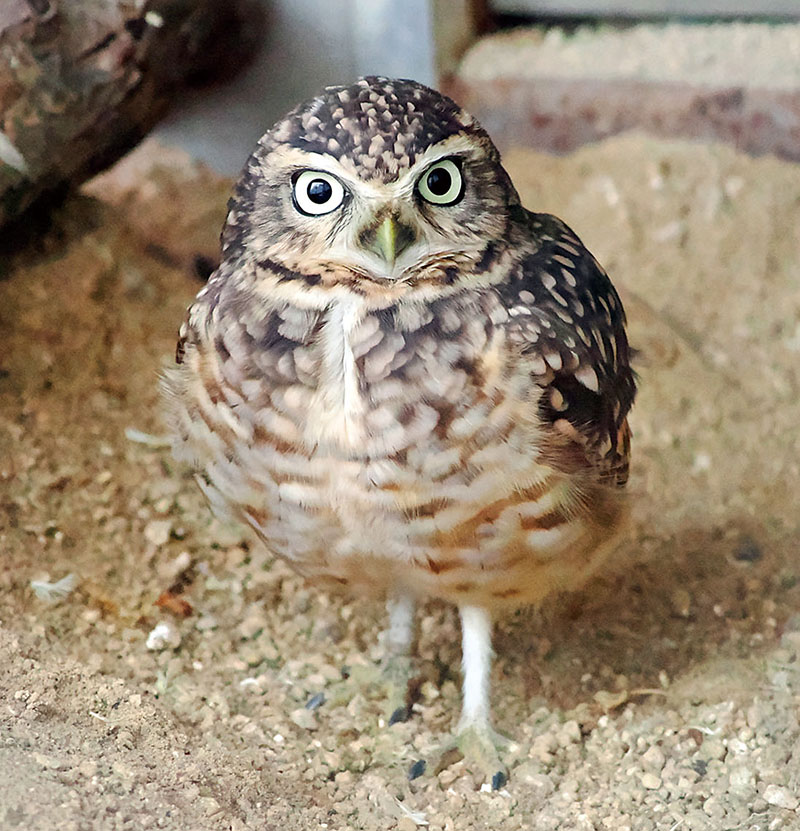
164, 284, 626, 611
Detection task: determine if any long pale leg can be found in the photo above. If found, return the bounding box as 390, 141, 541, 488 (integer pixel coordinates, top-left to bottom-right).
458, 605, 493, 730
380, 593, 416, 723
455, 605, 508, 787
330, 593, 417, 721
384, 593, 415, 657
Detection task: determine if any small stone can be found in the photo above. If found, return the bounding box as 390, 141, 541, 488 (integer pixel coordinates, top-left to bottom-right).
734, 536, 762, 562
641, 772, 662, 790
437, 767, 459, 787
702, 796, 725, 820
729, 765, 755, 797
531, 732, 557, 762
78, 759, 98, 778
641, 745, 666, 772
514, 762, 555, 796
763, 785, 799, 811
305, 692, 326, 710
289, 707, 317, 730
237, 615, 266, 639
145, 621, 181, 651
199, 796, 221, 816
144, 519, 172, 547
33, 753, 64, 770
670, 588, 692, 618
701, 737, 726, 761
195, 614, 218, 632
557, 719, 582, 746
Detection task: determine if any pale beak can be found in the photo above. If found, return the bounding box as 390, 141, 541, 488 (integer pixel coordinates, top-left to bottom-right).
361, 215, 416, 266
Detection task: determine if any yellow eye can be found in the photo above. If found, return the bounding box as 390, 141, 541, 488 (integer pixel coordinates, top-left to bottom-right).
292, 170, 346, 215
417, 159, 463, 205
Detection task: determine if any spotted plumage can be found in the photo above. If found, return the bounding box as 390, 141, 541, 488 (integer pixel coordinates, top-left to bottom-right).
162, 77, 635, 781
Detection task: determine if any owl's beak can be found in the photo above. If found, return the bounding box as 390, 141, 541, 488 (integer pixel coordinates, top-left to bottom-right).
361, 215, 416, 267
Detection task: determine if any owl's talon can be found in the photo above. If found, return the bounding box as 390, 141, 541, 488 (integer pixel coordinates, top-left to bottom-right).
435, 722, 510, 786
389, 705, 410, 725
407, 759, 426, 781
326, 655, 415, 724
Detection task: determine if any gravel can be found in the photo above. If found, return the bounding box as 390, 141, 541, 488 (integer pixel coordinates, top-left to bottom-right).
2, 134, 800, 829
460, 22, 800, 89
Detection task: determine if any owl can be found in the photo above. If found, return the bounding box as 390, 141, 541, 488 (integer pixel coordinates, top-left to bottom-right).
162, 77, 635, 785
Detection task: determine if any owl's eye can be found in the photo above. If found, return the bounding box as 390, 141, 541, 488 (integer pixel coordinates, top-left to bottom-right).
417, 159, 464, 206
292, 170, 346, 215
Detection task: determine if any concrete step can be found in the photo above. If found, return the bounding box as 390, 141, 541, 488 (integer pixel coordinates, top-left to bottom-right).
447, 22, 800, 161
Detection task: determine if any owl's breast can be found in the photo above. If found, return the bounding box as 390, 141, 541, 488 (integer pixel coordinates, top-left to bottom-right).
261, 294, 507, 458
167, 289, 623, 606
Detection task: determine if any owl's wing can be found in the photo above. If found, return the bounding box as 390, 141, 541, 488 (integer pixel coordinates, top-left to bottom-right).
499, 212, 636, 488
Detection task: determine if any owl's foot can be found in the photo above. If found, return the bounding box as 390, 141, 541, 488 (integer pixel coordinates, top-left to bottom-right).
327, 654, 415, 723
418, 722, 509, 789
409, 605, 508, 788
322, 595, 418, 724
455, 722, 510, 788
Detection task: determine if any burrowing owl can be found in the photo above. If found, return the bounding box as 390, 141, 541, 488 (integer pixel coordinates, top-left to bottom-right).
163, 77, 635, 783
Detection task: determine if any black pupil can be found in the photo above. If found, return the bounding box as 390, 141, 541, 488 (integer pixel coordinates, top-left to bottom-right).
427, 167, 452, 196
307, 179, 332, 204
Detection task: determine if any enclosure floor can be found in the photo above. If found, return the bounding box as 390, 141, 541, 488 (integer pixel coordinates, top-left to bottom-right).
2, 135, 799, 830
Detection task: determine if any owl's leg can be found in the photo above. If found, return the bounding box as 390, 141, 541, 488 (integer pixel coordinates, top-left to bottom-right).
385, 593, 415, 656
454, 605, 509, 787
374, 593, 416, 723
330, 593, 417, 723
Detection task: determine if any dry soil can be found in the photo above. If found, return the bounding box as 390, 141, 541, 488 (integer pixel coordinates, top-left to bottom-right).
2, 134, 800, 830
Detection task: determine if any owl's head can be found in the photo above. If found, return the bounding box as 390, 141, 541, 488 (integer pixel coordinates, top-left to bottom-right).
223, 77, 521, 306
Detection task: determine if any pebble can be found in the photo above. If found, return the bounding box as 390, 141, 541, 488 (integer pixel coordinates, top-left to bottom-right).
670, 588, 692, 618
289, 707, 317, 731
143, 519, 172, 547
145, 621, 181, 651
557, 720, 582, 746
641, 745, 665, 772
531, 731, 558, 762
728, 765, 755, 796
763, 785, 799, 811
640, 773, 662, 790
195, 614, 218, 632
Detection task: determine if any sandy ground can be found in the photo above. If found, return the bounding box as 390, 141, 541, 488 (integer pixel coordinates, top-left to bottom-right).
2, 133, 800, 830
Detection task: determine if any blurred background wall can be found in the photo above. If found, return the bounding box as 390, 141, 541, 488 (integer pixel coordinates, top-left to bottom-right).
154, 0, 440, 173
154, 0, 800, 174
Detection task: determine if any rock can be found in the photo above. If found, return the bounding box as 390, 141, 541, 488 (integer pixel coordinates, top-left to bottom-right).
641, 772, 662, 790
728, 765, 756, 797
289, 708, 317, 731
145, 621, 181, 651
763, 785, 799, 811
195, 614, 218, 632
531, 731, 558, 762
144, 519, 172, 547
557, 720, 582, 746
641, 745, 666, 772
513, 762, 555, 797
